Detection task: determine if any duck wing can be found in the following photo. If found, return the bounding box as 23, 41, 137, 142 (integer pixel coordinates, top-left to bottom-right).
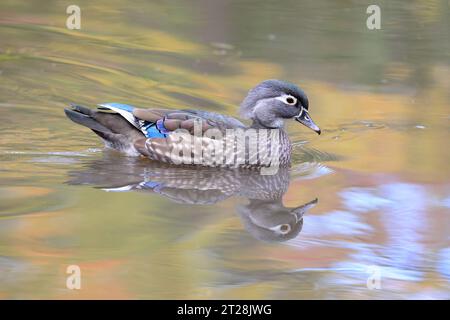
98, 103, 245, 137
97, 103, 246, 164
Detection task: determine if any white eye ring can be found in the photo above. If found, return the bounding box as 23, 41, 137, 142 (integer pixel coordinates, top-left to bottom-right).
276, 95, 297, 106
270, 224, 292, 235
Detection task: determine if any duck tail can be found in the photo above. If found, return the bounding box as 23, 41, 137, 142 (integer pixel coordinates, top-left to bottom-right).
64, 104, 144, 155
64, 104, 113, 133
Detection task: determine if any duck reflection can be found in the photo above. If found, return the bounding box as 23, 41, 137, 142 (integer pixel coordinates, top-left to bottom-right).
67, 152, 318, 242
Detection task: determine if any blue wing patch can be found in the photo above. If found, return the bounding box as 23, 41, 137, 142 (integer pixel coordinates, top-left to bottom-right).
100, 102, 135, 112
140, 119, 169, 138
98, 102, 169, 139
141, 181, 162, 188
138, 181, 164, 193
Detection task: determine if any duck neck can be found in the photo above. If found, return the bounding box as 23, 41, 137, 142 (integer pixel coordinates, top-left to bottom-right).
249, 118, 292, 164
250, 118, 285, 130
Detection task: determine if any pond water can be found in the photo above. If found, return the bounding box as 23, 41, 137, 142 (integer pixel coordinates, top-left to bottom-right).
0, 0, 449, 299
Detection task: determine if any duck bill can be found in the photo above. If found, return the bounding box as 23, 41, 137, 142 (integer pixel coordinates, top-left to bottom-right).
295, 110, 321, 135
297, 198, 318, 211
291, 198, 318, 221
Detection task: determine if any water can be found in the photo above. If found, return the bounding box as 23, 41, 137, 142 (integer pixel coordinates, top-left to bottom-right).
0, 0, 449, 299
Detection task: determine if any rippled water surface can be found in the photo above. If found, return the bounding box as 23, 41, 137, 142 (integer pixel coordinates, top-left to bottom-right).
0, 0, 449, 299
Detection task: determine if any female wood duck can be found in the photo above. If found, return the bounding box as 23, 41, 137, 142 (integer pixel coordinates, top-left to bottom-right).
65, 79, 321, 168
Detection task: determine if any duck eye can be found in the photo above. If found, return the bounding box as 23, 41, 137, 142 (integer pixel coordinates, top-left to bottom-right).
279, 224, 291, 234
275, 95, 297, 105
285, 96, 296, 105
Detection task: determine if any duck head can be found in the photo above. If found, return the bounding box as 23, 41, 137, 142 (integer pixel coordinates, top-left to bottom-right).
240, 79, 321, 134
237, 197, 318, 242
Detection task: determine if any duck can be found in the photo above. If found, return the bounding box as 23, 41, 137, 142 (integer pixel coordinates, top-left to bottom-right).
64, 79, 321, 168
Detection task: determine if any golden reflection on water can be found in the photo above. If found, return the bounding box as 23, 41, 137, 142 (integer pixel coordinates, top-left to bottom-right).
0, 0, 449, 299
